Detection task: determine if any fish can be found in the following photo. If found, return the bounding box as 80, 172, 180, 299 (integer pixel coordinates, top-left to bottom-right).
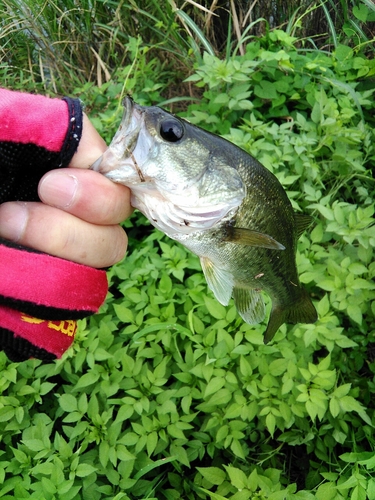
92, 97, 318, 342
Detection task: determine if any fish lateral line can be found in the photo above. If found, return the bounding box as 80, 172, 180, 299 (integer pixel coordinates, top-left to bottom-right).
224, 226, 285, 250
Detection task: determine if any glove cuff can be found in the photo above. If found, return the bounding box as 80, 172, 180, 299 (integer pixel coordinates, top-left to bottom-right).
0, 238, 108, 319
0, 239, 108, 361
0, 306, 77, 361
61, 97, 83, 167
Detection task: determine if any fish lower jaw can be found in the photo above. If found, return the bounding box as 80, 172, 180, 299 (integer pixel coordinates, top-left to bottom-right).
105, 169, 148, 185
131, 190, 239, 237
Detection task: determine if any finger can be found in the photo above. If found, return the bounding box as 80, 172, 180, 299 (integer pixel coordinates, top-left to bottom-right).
38, 168, 133, 225
0, 201, 127, 268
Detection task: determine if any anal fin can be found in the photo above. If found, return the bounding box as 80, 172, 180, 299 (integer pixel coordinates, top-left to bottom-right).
200, 257, 234, 306
232, 287, 265, 325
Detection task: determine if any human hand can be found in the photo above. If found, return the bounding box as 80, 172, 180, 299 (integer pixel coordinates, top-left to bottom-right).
0, 114, 133, 268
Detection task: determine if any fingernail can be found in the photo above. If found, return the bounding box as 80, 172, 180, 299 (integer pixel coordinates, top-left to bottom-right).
39, 172, 78, 208
0, 202, 28, 242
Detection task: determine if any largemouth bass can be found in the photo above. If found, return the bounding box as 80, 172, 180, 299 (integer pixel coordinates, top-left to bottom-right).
92, 97, 317, 342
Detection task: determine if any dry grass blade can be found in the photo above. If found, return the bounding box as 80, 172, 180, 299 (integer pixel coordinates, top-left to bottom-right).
242, 0, 259, 27
90, 47, 112, 87
182, 0, 219, 16
205, 0, 220, 30
230, 0, 245, 55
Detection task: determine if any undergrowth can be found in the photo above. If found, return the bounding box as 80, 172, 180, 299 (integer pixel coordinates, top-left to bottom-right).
0, 1, 375, 499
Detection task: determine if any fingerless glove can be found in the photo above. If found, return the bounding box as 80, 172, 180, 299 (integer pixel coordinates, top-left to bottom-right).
0, 89, 108, 361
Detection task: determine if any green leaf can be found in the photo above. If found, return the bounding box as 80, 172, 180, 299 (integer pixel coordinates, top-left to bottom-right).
254, 80, 278, 99
73, 371, 100, 391
159, 273, 173, 294
99, 440, 110, 469
0, 406, 15, 422
204, 377, 225, 399
41, 477, 57, 494
305, 400, 318, 421
75, 463, 97, 477
204, 297, 227, 319
59, 394, 78, 413
265, 413, 276, 436
336, 474, 357, 490
317, 280, 336, 292
317, 294, 330, 317
197, 388, 232, 410
367, 479, 375, 500
268, 358, 288, 376
311, 102, 321, 124
170, 444, 190, 467
197, 467, 226, 486
194, 488, 228, 500
340, 452, 371, 463
347, 304, 362, 324
134, 456, 177, 480
117, 445, 136, 461
22, 439, 46, 452
353, 4, 369, 22
333, 383, 351, 399
113, 304, 134, 323
214, 94, 230, 105
348, 263, 368, 275
239, 356, 253, 377
339, 395, 364, 413
316, 482, 337, 500
147, 431, 158, 456
351, 484, 368, 500
230, 438, 246, 459
224, 466, 247, 489
329, 397, 340, 418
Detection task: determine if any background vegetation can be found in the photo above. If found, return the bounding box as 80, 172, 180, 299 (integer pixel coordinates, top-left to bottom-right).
0, 1, 374, 498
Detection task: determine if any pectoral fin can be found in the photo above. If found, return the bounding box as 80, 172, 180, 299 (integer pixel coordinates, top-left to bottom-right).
224, 227, 285, 250
233, 287, 266, 324
200, 257, 234, 306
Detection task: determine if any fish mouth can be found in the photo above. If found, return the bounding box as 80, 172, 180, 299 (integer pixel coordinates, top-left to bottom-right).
91, 97, 146, 184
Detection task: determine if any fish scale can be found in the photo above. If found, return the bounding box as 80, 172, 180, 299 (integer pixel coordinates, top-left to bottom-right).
92, 97, 318, 342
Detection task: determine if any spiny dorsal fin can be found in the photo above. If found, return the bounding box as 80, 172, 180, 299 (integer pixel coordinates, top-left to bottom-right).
233, 287, 265, 325
200, 257, 234, 306
224, 227, 285, 250
294, 213, 314, 239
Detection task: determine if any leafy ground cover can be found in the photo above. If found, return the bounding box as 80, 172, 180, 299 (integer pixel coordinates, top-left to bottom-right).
0, 1, 375, 499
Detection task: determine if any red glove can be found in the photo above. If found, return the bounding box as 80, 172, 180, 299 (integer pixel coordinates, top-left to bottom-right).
0, 89, 108, 361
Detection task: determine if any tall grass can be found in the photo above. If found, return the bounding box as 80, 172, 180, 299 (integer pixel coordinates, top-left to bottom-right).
0, 0, 190, 94
1, 0, 374, 97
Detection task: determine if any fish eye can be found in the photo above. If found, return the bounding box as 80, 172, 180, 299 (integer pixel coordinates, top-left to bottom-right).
159, 119, 184, 142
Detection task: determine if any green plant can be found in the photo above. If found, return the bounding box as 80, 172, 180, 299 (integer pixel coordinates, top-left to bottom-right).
1, 3, 375, 498
0, 0, 191, 95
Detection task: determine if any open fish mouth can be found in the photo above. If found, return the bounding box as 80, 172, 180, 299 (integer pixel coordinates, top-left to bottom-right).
91, 97, 146, 184
118, 97, 143, 156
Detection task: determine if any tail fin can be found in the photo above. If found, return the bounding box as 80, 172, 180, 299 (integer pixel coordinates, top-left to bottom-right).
264, 287, 317, 344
